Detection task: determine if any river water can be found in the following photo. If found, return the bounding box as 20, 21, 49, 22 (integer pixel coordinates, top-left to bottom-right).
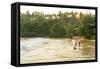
20, 37, 95, 64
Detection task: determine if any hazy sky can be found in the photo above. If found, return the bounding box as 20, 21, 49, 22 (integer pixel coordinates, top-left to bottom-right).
20, 5, 95, 14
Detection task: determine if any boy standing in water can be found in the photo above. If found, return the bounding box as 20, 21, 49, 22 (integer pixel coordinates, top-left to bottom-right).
72, 28, 80, 50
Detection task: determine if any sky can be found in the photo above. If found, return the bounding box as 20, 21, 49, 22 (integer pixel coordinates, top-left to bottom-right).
20, 5, 95, 15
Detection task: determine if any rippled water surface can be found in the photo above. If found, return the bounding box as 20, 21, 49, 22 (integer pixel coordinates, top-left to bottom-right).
20, 37, 95, 64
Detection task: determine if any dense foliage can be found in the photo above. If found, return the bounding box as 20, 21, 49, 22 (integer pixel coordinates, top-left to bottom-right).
20, 11, 95, 39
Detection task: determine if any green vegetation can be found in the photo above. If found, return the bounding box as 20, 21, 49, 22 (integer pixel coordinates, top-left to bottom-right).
20, 11, 95, 39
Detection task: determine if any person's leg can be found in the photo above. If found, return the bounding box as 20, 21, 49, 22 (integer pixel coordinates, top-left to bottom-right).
79, 40, 80, 46
74, 40, 77, 50
77, 40, 80, 50
77, 40, 80, 46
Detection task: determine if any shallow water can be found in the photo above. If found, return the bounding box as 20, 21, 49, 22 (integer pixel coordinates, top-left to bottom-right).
20, 37, 95, 64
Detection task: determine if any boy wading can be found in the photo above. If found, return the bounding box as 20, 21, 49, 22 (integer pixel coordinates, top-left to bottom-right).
72, 28, 80, 50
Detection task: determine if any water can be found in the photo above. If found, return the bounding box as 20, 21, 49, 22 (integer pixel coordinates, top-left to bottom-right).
20, 37, 95, 64
20, 37, 49, 55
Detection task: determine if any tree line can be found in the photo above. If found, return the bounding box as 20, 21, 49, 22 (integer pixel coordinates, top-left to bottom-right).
20, 11, 95, 39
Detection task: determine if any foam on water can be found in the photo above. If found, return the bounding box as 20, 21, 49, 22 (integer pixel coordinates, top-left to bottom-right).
20, 37, 48, 54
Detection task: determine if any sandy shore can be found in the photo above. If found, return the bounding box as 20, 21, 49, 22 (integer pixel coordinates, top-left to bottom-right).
20, 38, 95, 64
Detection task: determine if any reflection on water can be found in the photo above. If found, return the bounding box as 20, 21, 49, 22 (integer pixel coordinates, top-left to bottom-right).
80, 40, 95, 58
20, 38, 95, 64
20, 38, 48, 55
